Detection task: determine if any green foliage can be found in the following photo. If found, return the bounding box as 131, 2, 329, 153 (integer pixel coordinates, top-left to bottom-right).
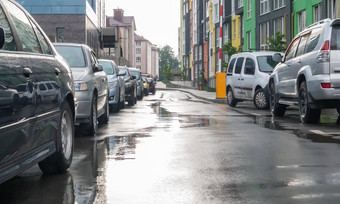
159, 45, 179, 80
266, 31, 286, 52
222, 42, 238, 71
180, 67, 187, 81
198, 68, 207, 86
163, 63, 173, 81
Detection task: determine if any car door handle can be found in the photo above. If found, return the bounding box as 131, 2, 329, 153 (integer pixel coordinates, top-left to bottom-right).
54, 68, 61, 76
23, 67, 32, 78
297, 59, 302, 64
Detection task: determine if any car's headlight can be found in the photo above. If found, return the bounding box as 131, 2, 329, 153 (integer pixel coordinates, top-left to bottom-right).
74, 82, 88, 91
126, 83, 132, 88
108, 82, 118, 89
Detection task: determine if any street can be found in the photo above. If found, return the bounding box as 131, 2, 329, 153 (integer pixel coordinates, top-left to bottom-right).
1, 89, 340, 203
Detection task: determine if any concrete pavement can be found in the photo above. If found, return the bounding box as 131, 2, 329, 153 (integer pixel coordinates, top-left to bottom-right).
156, 81, 227, 104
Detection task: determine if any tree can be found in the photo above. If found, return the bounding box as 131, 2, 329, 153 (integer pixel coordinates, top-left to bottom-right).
222, 42, 238, 71
159, 45, 179, 80
163, 63, 173, 82
180, 67, 187, 81
266, 31, 286, 52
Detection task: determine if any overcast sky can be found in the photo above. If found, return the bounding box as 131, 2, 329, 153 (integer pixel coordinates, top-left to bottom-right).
106, 0, 180, 56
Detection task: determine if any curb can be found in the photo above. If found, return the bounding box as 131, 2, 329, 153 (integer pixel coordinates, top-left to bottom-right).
157, 87, 227, 104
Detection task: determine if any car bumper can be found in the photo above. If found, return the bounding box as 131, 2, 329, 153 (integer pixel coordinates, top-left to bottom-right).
308, 76, 340, 108
75, 91, 92, 123
108, 87, 119, 105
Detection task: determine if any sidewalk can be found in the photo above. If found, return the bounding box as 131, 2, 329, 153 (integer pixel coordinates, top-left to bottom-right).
156, 81, 227, 104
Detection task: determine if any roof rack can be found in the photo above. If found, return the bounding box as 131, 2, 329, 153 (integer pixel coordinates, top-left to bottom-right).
306, 18, 331, 29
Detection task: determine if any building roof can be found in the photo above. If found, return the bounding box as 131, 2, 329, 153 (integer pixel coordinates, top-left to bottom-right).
135, 33, 150, 43
106, 9, 136, 29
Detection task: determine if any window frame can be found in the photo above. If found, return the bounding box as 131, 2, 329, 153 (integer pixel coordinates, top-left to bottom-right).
284, 37, 301, 62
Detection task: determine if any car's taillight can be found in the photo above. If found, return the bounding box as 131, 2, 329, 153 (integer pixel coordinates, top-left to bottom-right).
321, 83, 331, 88
317, 40, 330, 63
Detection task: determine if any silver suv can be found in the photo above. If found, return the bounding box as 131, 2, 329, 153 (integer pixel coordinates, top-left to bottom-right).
269, 18, 340, 123
226, 52, 281, 109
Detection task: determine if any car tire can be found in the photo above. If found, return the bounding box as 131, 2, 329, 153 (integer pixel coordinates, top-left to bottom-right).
98, 99, 109, 124
38, 102, 74, 174
299, 81, 321, 124
254, 88, 269, 109
120, 96, 125, 109
227, 87, 237, 107
82, 95, 97, 136
269, 82, 286, 117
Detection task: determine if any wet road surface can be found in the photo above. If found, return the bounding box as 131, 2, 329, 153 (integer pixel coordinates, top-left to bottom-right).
1, 90, 340, 203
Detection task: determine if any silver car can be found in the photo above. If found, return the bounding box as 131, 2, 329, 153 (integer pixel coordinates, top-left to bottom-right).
54, 43, 109, 135
226, 52, 281, 109
99, 59, 126, 112
270, 18, 340, 123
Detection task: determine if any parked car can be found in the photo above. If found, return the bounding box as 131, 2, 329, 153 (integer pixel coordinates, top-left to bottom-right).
147, 77, 156, 94
54, 43, 109, 135
129, 68, 144, 100
226, 52, 281, 109
118, 67, 137, 106
142, 77, 150, 96
269, 18, 340, 123
98, 59, 125, 112
0, 0, 76, 183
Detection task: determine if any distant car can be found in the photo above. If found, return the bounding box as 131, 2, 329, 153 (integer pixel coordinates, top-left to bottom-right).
0, 0, 76, 184
119, 67, 137, 106
98, 59, 126, 112
142, 77, 149, 96
54, 43, 109, 135
226, 51, 281, 109
269, 18, 340, 123
147, 77, 156, 95
129, 68, 144, 100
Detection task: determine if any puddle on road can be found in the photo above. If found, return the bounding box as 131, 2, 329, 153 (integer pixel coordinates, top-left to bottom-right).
253, 115, 340, 144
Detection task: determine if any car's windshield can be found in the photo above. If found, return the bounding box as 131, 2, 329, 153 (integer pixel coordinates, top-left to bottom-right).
119, 68, 130, 79
147, 78, 153, 83
257, 56, 279, 73
99, 61, 115, 75
130, 70, 141, 80
54, 46, 86, 68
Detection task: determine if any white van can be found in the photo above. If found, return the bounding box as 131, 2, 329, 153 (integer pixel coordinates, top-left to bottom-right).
226, 52, 282, 109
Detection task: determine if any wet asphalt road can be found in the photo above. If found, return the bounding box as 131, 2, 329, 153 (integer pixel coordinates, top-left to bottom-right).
1, 90, 340, 203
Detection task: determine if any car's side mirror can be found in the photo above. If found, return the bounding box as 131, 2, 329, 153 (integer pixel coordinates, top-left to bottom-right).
93, 64, 103, 72
272, 53, 283, 63
117, 73, 125, 77
130, 76, 136, 80
0, 27, 5, 49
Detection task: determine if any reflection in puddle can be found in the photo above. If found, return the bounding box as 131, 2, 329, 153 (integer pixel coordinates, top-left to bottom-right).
253, 115, 340, 143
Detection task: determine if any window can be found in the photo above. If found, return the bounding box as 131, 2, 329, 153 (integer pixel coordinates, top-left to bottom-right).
331, 25, 340, 50
298, 10, 306, 33
223, 23, 229, 44
0, 5, 16, 51
260, 22, 270, 50
246, 31, 251, 50
31, 20, 51, 55
206, 1, 209, 18
235, 57, 244, 74
238, 0, 244, 8
257, 56, 279, 72
136, 48, 141, 54
54, 46, 86, 67
296, 33, 310, 57
274, 0, 285, 10
240, 15, 243, 38
46, 83, 53, 90
56, 27, 64, 42
233, 20, 236, 39
306, 28, 322, 53
199, 45, 202, 60
327, 0, 339, 19
216, 26, 220, 46
136, 57, 141, 63
227, 58, 236, 73
260, 0, 270, 15
4, 1, 41, 53
285, 37, 300, 61
214, 3, 219, 22
247, 0, 251, 19
136, 41, 141, 46
39, 84, 47, 91
273, 16, 284, 39
244, 58, 255, 75
314, 4, 322, 22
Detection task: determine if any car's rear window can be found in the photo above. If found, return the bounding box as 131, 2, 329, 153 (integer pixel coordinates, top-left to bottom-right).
331, 24, 340, 50
257, 56, 278, 73
99, 61, 115, 75
54, 46, 86, 67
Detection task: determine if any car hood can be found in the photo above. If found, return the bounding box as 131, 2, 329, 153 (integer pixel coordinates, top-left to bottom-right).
71, 68, 89, 81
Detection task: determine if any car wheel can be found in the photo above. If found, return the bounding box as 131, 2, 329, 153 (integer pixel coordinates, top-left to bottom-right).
39, 102, 74, 174
254, 88, 269, 109
98, 99, 109, 124
120, 96, 125, 109
82, 95, 97, 136
299, 81, 321, 124
227, 87, 237, 107
269, 82, 286, 117
111, 93, 120, 113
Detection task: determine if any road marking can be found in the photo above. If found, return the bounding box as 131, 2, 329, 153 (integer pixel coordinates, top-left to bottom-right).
310, 130, 333, 137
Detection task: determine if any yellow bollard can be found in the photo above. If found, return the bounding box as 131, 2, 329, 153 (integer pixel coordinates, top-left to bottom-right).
216, 72, 226, 99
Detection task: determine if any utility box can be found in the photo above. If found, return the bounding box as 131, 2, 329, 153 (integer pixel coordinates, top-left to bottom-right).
216, 72, 226, 99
